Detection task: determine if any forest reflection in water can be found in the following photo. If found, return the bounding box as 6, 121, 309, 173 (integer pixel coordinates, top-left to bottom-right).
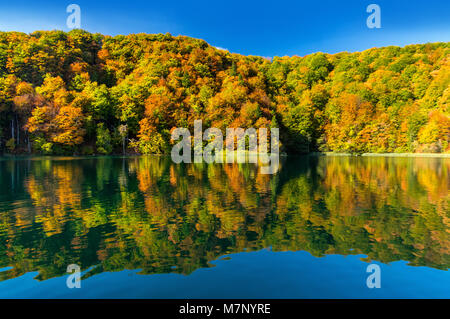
0, 155, 448, 283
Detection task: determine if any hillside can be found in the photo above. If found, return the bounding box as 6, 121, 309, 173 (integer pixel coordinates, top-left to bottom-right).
0, 30, 448, 155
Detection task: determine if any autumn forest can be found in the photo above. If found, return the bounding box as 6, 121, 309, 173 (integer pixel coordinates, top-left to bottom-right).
0, 30, 449, 155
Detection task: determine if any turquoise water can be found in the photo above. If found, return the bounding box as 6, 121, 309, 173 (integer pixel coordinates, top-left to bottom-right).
0, 155, 448, 298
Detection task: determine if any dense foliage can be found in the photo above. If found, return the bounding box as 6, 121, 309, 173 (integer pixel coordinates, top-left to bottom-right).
0, 30, 449, 154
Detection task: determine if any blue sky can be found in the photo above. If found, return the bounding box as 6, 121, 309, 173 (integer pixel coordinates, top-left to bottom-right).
0, 0, 449, 57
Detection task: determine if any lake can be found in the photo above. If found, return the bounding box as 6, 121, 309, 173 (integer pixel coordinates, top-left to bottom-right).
0, 155, 448, 298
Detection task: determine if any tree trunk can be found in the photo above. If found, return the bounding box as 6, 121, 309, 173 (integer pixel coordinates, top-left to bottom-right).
16, 115, 19, 146
11, 119, 14, 143
27, 132, 31, 153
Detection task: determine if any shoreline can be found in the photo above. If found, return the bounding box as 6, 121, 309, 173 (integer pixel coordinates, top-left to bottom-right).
313, 152, 450, 158
1, 152, 449, 159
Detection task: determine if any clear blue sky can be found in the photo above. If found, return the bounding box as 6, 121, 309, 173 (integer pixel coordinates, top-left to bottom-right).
0, 0, 449, 57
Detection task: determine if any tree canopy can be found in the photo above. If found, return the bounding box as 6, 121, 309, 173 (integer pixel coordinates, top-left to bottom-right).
0, 30, 448, 155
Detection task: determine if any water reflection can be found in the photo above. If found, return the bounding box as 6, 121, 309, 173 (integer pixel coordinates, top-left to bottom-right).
0, 155, 448, 283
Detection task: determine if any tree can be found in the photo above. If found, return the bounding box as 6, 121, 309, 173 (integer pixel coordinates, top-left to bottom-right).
118, 124, 128, 154
96, 123, 112, 154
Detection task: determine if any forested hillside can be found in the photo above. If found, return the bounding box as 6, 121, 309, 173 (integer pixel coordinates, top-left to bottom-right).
0, 30, 448, 155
